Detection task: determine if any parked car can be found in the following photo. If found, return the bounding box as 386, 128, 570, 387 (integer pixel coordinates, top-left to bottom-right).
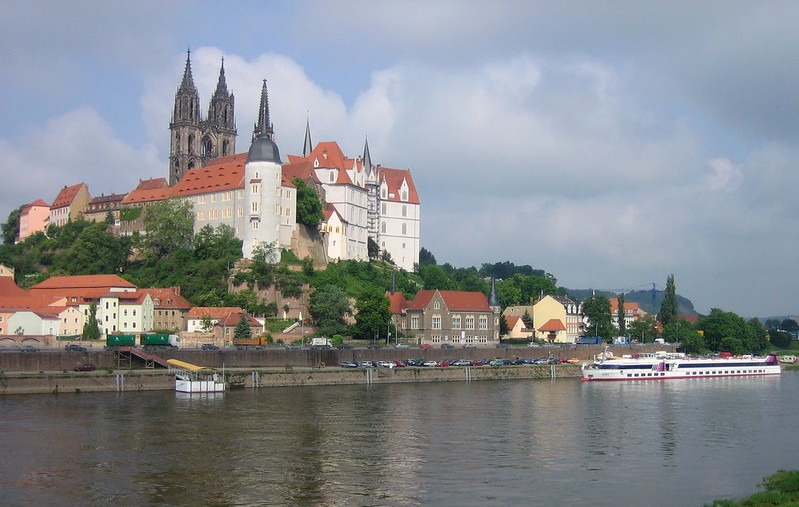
440, 343, 455, 349
419, 344, 433, 350
337, 344, 354, 350
339, 362, 358, 368
74, 363, 96, 372
201, 344, 220, 351
65, 344, 87, 352
395, 343, 410, 349
367, 343, 381, 349
376, 361, 395, 368
20, 346, 39, 353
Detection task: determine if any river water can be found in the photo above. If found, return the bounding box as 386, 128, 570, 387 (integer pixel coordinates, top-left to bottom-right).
1, 372, 798, 506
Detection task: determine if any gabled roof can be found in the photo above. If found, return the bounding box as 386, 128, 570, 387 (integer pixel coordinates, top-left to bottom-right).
385, 290, 408, 314
187, 306, 245, 319
171, 153, 247, 198
22, 199, 50, 212
538, 319, 566, 332
88, 193, 126, 205
30, 274, 135, 290
380, 166, 420, 205
122, 178, 171, 205
407, 290, 491, 312
505, 315, 523, 328
51, 183, 87, 209
141, 288, 192, 309
217, 311, 261, 327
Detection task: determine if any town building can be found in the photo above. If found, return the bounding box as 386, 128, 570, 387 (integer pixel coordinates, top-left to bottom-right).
532, 295, 582, 343
17, 199, 50, 242
169, 50, 236, 185
84, 193, 126, 225
142, 287, 193, 332
400, 289, 499, 347
49, 183, 91, 227
609, 297, 648, 332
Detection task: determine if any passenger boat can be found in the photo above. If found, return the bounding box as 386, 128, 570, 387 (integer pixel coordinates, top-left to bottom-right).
779, 355, 796, 364
581, 348, 781, 382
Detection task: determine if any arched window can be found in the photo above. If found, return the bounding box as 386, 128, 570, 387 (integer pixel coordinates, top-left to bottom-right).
188, 134, 195, 154
222, 140, 229, 156
202, 137, 213, 157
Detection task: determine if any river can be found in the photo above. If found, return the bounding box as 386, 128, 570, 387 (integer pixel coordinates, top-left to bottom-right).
1, 373, 798, 506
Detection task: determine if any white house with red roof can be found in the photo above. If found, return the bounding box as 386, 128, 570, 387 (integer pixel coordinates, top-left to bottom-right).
609, 297, 648, 331
186, 306, 245, 333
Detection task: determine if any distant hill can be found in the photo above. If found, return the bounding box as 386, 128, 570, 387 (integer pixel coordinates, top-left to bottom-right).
563, 288, 698, 317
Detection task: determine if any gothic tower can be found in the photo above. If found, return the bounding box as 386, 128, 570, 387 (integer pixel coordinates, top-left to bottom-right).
169, 51, 237, 185
169, 49, 201, 185
202, 58, 237, 165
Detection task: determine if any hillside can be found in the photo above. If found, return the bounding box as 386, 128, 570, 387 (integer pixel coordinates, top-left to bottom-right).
564, 288, 698, 317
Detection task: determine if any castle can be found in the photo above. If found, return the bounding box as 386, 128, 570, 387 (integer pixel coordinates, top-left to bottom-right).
21, 50, 421, 272
165, 50, 421, 269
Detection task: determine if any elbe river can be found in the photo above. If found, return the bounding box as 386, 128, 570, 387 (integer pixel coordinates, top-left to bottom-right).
1, 372, 798, 506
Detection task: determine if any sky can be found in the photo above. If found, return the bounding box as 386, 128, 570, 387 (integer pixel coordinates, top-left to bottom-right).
1, 1, 797, 318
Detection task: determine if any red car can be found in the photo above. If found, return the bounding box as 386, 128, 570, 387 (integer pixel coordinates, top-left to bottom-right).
74, 363, 96, 372
420, 344, 433, 350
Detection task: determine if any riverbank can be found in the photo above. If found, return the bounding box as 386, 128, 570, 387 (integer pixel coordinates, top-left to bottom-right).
0, 363, 581, 395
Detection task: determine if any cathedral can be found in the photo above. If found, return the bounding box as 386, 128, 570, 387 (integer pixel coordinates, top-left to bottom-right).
164, 50, 421, 271
168, 50, 237, 185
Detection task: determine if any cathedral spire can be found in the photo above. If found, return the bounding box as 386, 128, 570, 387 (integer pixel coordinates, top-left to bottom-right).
363, 136, 373, 174
179, 48, 197, 93
214, 57, 228, 96
253, 79, 274, 141
303, 115, 313, 157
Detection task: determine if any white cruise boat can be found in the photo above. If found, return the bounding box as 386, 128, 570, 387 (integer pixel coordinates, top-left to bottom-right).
581, 349, 781, 382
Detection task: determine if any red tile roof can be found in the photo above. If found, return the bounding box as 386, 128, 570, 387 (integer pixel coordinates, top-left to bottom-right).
380, 166, 420, 204
171, 153, 247, 198
122, 178, 171, 205
30, 274, 135, 290
385, 290, 408, 314
51, 183, 87, 209
407, 290, 491, 312
187, 306, 244, 319
538, 319, 566, 332
141, 288, 192, 309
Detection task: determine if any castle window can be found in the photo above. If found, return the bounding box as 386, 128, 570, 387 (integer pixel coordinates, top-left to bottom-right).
202, 137, 212, 157
402, 223, 407, 235
222, 140, 230, 156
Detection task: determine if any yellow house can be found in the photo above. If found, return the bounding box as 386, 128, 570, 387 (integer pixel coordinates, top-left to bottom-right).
532, 295, 581, 343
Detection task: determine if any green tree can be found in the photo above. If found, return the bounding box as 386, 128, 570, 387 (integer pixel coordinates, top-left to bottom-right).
234, 313, 252, 340
292, 177, 323, 228
53, 221, 130, 275
679, 330, 706, 353
201, 315, 213, 333
658, 274, 678, 327
770, 329, 793, 349
309, 284, 352, 337
367, 237, 379, 261
1, 206, 22, 245
617, 293, 627, 337
780, 318, 799, 333
582, 294, 614, 341
352, 286, 391, 341
696, 308, 766, 354
521, 310, 533, 328
418, 247, 436, 267
419, 264, 453, 290
143, 199, 195, 257
82, 303, 100, 340
629, 317, 657, 343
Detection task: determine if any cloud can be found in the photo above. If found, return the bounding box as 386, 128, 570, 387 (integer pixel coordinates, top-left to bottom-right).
0, 107, 160, 217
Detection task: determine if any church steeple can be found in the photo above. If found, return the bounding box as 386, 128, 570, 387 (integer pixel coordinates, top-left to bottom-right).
205, 57, 237, 160
252, 80, 274, 142
169, 48, 202, 185
303, 116, 313, 157
363, 136, 373, 176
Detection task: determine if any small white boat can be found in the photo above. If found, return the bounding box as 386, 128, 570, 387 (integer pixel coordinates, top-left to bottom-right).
779, 355, 796, 364
168, 359, 225, 393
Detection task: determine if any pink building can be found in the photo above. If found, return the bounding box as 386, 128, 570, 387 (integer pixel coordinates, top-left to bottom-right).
18, 199, 50, 242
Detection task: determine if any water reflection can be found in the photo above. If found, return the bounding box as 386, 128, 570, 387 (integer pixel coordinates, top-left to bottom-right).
0, 375, 796, 506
